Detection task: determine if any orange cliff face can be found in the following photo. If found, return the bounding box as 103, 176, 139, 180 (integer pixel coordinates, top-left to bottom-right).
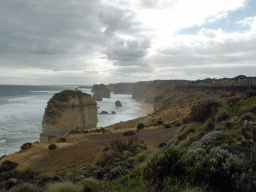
40, 90, 98, 143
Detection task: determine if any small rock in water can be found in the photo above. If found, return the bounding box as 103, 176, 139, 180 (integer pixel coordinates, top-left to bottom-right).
111, 111, 116, 114
115, 100, 122, 107
100, 111, 108, 114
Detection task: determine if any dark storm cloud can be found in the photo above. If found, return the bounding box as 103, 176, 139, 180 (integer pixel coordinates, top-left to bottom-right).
0, 0, 144, 71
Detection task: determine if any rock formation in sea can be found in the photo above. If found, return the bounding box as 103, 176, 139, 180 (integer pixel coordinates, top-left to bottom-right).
40, 89, 98, 143
92, 84, 110, 99
93, 93, 102, 101
107, 83, 135, 94
115, 100, 122, 107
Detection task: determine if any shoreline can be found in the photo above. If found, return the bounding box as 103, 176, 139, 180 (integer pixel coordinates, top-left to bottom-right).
136, 99, 154, 115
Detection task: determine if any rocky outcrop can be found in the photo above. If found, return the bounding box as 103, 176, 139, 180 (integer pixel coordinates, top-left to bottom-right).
99, 111, 108, 114
107, 83, 135, 94
93, 93, 102, 101
132, 81, 150, 99
40, 90, 97, 143
92, 84, 110, 98
115, 100, 122, 107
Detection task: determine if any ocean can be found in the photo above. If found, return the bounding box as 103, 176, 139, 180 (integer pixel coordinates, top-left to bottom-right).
0, 85, 147, 156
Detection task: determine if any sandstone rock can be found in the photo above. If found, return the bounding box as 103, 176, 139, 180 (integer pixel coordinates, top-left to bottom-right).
100, 111, 108, 114
92, 84, 110, 98
93, 93, 102, 101
107, 83, 135, 94
115, 100, 122, 107
40, 90, 97, 143
111, 111, 116, 114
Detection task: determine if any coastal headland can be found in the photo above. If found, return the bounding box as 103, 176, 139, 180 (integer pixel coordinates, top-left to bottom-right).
0, 75, 256, 191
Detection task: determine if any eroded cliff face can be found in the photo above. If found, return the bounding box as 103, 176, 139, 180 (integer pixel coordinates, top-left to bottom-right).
40, 90, 97, 142
132, 81, 151, 99
92, 84, 110, 99
107, 83, 135, 94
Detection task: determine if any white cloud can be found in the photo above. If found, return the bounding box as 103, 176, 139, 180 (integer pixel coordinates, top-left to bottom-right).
237, 16, 256, 31
208, 13, 228, 23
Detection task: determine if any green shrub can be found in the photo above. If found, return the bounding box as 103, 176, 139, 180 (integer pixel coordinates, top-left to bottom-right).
124, 131, 136, 136
215, 108, 230, 122
158, 143, 166, 148
83, 130, 89, 133
20, 142, 32, 150
157, 119, 163, 125
48, 144, 57, 150
143, 146, 184, 182
103, 166, 129, 181
0, 169, 40, 182
8, 183, 39, 192
189, 100, 222, 122
241, 112, 256, 121
202, 120, 215, 132
165, 124, 172, 128
59, 169, 84, 183
83, 183, 93, 192
137, 123, 144, 130
69, 129, 81, 134
191, 131, 226, 149
57, 137, 66, 142
0, 160, 18, 173
45, 181, 83, 192
227, 97, 240, 107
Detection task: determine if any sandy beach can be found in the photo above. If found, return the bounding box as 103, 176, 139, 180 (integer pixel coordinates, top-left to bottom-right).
136, 99, 154, 115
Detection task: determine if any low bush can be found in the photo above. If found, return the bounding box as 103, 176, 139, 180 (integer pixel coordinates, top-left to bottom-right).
45, 181, 83, 192
83, 130, 89, 133
8, 183, 39, 192
202, 119, 215, 132
0, 169, 40, 182
227, 97, 240, 107
20, 142, 32, 150
0, 160, 18, 173
59, 169, 84, 183
48, 144, 57, 150
69, 129, 81, 134
215, 108, 230, 122
123, 131, 136, 136
56, 137, 66, 142
241, 112, 256, 121
191, 131, 226, 149
158, 143, 166, 148
137, 123, 144, 130
165, 123, 172, 128
157, 119, 163, 125
189, 100, 222, 122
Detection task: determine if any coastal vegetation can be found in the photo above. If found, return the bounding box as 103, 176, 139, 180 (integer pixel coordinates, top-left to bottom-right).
1, 82, 256, 191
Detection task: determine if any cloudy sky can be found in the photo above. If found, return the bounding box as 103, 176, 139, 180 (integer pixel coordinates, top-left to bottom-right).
1, 0, 256, 85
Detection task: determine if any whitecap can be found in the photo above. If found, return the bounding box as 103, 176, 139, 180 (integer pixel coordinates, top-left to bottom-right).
0, 140, 6, 143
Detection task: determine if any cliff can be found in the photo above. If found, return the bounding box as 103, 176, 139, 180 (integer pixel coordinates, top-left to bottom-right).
107, 83, 135, 94
40, 90, 97, 142
92, 84, 110, 98
134, 80, 190, 104
132, 81, 151, 99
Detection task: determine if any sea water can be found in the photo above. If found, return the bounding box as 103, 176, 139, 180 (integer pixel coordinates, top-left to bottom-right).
0, 85, 147, 156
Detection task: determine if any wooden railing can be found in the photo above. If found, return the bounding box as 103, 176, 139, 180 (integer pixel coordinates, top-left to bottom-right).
178, 80, 256, 93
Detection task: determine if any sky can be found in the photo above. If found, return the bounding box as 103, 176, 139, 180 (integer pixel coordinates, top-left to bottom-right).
0, 0, 256, 85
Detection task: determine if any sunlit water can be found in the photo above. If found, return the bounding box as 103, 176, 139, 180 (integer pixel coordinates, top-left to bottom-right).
0, 85, 146, 156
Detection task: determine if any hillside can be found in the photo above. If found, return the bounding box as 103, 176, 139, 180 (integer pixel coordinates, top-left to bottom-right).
0, 80, 255, 191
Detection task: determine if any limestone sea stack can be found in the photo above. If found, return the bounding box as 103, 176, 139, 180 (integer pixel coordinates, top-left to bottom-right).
115, 100, 122, 107
40, 90, 98, 143
92, 84, 110, 98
